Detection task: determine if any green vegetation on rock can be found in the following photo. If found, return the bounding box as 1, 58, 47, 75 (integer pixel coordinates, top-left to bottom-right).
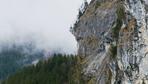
95, 1, 101, 9
112, 4, 125, 40
110, 44, 117, 59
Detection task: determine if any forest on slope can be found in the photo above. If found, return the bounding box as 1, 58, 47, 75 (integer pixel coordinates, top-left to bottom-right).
0, 1, 90, 84
0, 43, 44, 80
2, 54, 84, 84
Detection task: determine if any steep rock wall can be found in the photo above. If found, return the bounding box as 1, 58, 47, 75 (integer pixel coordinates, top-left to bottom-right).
72, 0, 148, 84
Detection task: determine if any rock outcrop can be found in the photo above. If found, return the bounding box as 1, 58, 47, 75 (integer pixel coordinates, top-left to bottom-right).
72, 0, 148, 84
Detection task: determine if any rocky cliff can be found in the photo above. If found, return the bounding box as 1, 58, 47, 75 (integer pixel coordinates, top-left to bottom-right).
72, 0, 148, 84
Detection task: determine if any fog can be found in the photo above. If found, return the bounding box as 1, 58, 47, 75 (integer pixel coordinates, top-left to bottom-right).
0, 0, 91, 54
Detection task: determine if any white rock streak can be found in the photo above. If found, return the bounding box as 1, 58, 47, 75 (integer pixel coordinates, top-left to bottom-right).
121, 0, 148, 83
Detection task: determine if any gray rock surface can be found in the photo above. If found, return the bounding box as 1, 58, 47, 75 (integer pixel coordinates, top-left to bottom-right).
72, 0, 148, 84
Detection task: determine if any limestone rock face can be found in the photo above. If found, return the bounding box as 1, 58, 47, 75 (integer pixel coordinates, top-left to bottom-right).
72, 0, 148, 84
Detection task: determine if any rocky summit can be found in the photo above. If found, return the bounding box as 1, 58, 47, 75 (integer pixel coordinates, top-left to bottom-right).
72, 0, 148, 84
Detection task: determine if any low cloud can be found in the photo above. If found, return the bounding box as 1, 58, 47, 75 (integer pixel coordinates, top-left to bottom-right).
0, 0, 92, 54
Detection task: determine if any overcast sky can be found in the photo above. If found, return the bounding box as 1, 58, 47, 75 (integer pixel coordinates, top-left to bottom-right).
0, 0, 91, 54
